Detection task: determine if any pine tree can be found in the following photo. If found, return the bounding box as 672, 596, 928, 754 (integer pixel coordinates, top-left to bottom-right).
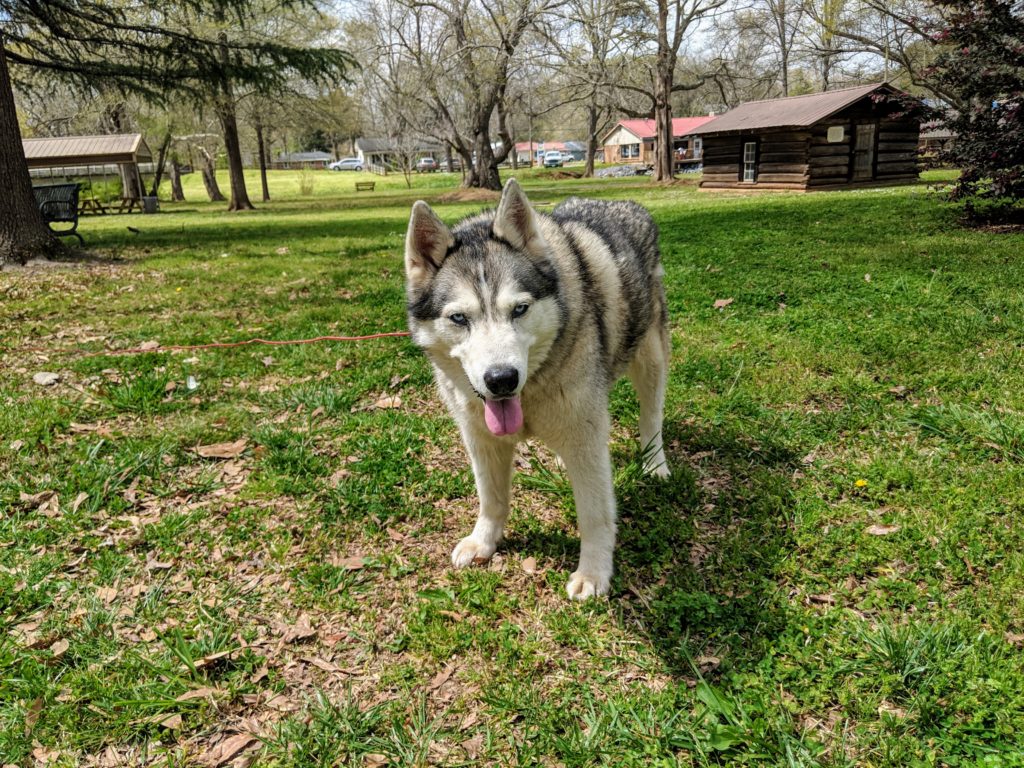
930, 0, 1024, 220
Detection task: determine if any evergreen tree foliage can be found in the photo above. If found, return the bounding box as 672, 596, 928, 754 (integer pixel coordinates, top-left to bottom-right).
930, 0, 1024, 218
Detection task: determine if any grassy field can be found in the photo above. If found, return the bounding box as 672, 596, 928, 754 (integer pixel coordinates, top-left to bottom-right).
3, 166, 1024, 767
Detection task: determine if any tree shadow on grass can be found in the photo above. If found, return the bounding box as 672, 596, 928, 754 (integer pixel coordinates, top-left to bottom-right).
504, 414, 800, 680
613, 416, 800, 678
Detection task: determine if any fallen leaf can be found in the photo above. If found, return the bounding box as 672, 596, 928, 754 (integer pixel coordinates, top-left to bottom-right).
261, 356, 274, 367
364, 753, 388, 767
24, 697, 43, 735
139, 340, 160, 351
157, 713, 183, 730
32, 746, 60, 764
197, 733, 256, 767
1005, 632, 1024, 647
712, 298, 734, 310
373, 394, 402, 410
521, 556, 537, 574
96, 586, 118, 605
70, 492, 89, 513
696, 655, 721, 673
193, 649, 233, 669
864, 273, 872, 283
49, 639, 70, 658
808, 593, 835, 606
10, 439, 24, 451
275, 247, 289, 255
461, 734, 485, 759
32, 371, 60, 386
428, 664, 456, 692
176, 687, 222, 702
865, 523, 901, 536
264, 693, 299, 712
196, 439, 248, 459
281, 614, 316, 644
19, 490, 55, 507
334, 556, 366, 571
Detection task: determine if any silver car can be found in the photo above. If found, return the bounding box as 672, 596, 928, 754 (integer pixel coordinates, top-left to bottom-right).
329, 157, 363, 171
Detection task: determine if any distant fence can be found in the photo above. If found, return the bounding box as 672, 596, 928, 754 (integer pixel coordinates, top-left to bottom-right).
368, 163, 388, 177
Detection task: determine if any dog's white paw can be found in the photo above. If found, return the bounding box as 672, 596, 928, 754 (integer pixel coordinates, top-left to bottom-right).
566, 570, 610, 600
451, 536, 496, 568
645, 463, 670, 479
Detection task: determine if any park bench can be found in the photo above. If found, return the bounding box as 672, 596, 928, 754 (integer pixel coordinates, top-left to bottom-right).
355, 181, 376, 192
33, 183, 84, 245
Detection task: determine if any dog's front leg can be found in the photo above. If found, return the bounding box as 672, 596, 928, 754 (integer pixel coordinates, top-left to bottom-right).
451, 434, 515, 568
558, 419, 617, 600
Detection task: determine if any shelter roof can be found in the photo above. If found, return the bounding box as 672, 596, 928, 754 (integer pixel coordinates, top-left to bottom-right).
23, 134, 152, 168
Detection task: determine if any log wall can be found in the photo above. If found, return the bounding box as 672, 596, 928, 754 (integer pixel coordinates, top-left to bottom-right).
699, 114, 921, 191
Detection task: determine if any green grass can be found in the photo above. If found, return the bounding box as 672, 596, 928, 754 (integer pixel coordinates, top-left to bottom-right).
3, 167, 1024, 766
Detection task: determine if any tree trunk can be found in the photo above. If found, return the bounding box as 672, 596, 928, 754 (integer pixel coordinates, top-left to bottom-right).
149, 130, 172, 197
0, 37, 60, 264
464, 130, 501, 190
217, 33, 254, 211
584, 104, 600, 178
444, 143, 454, 174
255, 118, 270, 202
217, 100, 254, 211
169, 159, 185, 202
653, 70, 674, 181
198, 146, 226, 202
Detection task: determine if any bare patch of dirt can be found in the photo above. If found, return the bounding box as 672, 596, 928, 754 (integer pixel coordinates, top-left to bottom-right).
434, 188, 501, 204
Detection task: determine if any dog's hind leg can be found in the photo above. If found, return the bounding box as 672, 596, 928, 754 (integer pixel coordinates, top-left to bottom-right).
628, 323, 671, 478
451, 435, 515, 568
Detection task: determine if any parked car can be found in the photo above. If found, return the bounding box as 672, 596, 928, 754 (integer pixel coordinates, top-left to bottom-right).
329, 157, 363, 171
543, 150, 563, 168
560, 152, 577, 164
440, 157, 462, 172
416, 157, 438, 173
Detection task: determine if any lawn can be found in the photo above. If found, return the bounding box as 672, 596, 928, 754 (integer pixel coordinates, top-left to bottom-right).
2, 167, 1024, 767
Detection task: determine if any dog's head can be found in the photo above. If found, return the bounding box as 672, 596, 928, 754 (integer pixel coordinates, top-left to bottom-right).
404, 179, 561, 436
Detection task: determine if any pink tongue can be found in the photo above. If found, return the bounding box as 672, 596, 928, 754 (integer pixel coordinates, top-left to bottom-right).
484, 396, 523, 436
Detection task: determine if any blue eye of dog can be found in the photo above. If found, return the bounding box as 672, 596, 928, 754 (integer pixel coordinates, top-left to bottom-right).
512, 303, 529, 318
449, 313, 468, 326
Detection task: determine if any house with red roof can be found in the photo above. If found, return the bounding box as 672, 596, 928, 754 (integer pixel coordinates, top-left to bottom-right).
601, 116, 716, 166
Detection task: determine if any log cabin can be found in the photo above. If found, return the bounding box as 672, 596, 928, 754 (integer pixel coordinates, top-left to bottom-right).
690, 83, 926, 192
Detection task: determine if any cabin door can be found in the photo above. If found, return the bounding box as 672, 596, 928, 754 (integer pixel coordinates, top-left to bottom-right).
852, 122, 877, 180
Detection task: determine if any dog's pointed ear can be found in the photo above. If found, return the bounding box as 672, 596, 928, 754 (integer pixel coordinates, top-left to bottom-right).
405, 201, 453, 290
493, 178, 544, 255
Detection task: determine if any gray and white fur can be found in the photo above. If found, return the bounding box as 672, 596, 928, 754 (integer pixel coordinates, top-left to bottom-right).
404, 179, 669, 600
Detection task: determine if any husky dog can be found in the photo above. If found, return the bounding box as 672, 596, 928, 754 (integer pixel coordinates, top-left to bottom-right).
404, 179, 669, 599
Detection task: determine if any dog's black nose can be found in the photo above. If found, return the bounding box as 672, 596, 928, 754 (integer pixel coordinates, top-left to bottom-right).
484, 365, 519, 396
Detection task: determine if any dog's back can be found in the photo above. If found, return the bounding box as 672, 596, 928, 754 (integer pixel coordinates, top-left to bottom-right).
538, 197, 667, 384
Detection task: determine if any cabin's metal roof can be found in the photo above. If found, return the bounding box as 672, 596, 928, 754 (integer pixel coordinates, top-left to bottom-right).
691, 83, 905, 135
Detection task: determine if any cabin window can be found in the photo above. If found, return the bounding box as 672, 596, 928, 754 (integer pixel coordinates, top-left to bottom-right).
693, 137, 703, 158
742, 141, 757, 182
622, 143, 640, 159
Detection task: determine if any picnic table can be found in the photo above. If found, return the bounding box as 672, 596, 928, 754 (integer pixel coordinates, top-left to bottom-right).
115, 197, 144, 214
78, 196, 109, 215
